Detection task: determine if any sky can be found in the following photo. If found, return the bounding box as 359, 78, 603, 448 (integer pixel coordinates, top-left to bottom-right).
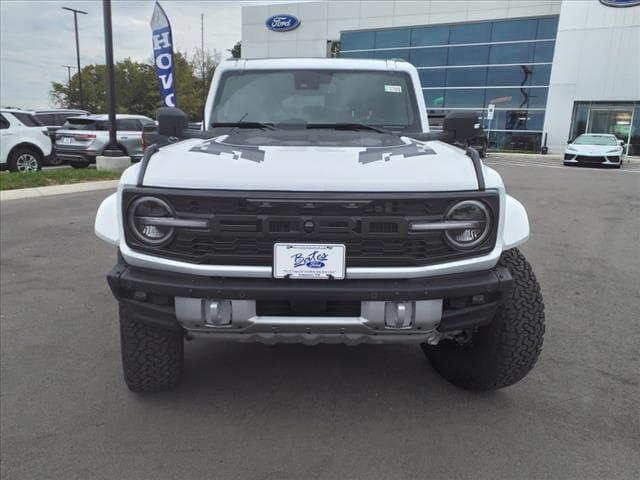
0, 0, 294, 110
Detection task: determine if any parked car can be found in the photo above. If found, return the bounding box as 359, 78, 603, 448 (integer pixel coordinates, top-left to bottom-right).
0, 108, 52, 172
33, 109, 90, 165
96, 58, 545, 393
564, 133, 624, 168
55, 114, 155, 168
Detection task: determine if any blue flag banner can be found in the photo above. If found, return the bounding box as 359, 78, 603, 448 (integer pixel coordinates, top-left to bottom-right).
150, 1, 176, 107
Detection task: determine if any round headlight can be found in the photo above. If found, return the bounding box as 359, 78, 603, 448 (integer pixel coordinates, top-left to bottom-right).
127, 196, 175, 246
444, 200, 491, 250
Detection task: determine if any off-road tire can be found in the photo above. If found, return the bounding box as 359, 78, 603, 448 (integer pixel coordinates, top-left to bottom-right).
423, 248, 545, 391
119, 305, 184, 393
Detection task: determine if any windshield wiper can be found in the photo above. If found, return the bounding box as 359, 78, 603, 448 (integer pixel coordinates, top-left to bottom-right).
211, 121, 278, 131
306, 123, 392, 134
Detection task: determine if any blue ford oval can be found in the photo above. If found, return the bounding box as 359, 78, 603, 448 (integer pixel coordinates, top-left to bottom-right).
265, 14, 301, 32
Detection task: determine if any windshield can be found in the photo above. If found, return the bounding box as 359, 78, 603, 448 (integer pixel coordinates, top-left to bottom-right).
62, 118, 108, 131
573, 135, 618, 146
210, 69, 420, 132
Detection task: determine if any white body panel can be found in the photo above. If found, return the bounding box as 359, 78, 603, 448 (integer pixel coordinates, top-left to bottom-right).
0, 110, 52, 165
95, 58, 531, 280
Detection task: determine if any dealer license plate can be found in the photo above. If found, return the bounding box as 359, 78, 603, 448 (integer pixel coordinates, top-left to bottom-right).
60, 137, 73, 144
273, 243, 346, 280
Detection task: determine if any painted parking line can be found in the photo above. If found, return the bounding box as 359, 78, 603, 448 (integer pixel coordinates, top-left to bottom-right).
485, 158, 640, 173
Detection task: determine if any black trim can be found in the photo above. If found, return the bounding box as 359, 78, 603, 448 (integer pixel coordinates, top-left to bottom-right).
137, 144, 159, 187
465, 146, 485, 191
107, 263, 512, 302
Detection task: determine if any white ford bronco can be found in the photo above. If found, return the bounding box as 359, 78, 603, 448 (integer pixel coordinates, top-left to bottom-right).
95, 58, 545, 393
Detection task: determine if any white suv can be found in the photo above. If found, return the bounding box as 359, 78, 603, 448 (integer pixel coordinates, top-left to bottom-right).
0, 109, 52, 172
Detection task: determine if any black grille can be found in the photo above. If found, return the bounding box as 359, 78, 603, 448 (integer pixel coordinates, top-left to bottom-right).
575, 155, 606, 163
123, 189, 499, 268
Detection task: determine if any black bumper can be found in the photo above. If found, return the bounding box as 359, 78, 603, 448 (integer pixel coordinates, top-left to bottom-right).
107, 263, 513, 333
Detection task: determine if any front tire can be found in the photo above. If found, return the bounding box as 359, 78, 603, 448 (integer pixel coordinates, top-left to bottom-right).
8, 147, 42, 172
423, 248, 545, 391
119, 305, 184, 392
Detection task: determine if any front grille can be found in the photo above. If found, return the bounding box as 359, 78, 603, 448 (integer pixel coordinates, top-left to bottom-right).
575, 155, 606, 163
123, 189, 499, 268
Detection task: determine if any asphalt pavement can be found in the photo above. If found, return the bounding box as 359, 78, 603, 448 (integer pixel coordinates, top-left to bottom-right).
1, 163, 639, 480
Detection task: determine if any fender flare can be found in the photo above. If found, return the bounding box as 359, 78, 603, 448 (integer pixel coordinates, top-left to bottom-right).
502, 194, 529, 250
95, 192, 119, 246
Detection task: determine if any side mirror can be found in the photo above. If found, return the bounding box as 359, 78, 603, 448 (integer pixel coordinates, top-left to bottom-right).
157, 107, 188, 137
443, 111, 481, 143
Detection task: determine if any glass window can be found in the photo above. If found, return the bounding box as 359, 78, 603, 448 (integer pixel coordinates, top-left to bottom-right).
340, 50, 374, 59
446, 67, 487, 87
485, 88, 528, 108
411, 25, 449, 46
212, 70, 420, 131
410, 47, 447, 67
528, 88, 548, 108
423, 89, 445, 110
492, 19, 538, 42
117, 119, 141, 131
573, 134, 618, 146
448, 45, 489, 66
374, 49, 410, 61
375, 29, 410, 48
489, 43, 534, 63
487, 65, 533, 86
489, 43, 535, 64
490, 110, 545, 130
0, 114, 9, 129
341, 31, 374, 51
419, 69, 446, 88
488, 131, 542, 151
537, 17, 559, 39
449, 22, 491, 44
35, 114, 55, 125
444, 89, 486, 108
530, 64, 551, 86
569, 103, 590, 140
12, 112, 43, 127
534, 41, 555, 62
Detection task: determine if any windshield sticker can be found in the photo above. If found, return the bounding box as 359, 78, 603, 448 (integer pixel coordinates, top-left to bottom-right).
190, 138, 265, 163
359, 139, 436, 164
384, 85, 402, 93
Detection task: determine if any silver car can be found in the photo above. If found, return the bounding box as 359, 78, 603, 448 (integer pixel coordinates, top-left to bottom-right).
54, 114, 155, 168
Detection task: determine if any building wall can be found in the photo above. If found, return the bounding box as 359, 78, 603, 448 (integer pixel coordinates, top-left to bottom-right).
543, 0, 640, 153
242, 1, 562, 59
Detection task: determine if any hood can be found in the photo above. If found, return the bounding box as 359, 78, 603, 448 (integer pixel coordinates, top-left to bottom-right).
567, 144, 621, 155
141, 130, 480, 192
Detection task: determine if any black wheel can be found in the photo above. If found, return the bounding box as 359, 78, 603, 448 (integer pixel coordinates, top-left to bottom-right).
8, 147, 42, 172
422, 248, 545, 391
119, 305, 184, 392
69, 160, 90, 169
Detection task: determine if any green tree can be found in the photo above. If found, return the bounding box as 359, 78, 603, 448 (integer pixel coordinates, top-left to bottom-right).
50, 50, 219, 121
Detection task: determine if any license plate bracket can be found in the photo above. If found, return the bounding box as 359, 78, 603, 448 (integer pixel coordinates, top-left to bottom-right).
273, 243, 346, 280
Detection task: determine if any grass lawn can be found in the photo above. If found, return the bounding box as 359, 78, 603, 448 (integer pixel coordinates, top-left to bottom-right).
0, 168, 121, 191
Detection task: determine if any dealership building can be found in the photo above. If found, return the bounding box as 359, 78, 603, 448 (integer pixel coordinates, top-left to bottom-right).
241, 0, 640, 155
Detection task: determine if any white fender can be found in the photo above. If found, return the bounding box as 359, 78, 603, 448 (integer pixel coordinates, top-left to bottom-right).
95, 193, 119, 246
502, 194, 529, 250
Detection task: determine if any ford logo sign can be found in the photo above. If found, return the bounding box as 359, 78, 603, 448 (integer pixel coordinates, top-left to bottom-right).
265, 14, 301, 32
599, 0, 640, 7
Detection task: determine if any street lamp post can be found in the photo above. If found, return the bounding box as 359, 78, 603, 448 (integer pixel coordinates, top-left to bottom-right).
61, 64, 75, 85
62, 6, 88, 110
102, 0, 119, 156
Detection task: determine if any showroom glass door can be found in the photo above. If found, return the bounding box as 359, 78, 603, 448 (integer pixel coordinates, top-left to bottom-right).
587, 106, 634, 155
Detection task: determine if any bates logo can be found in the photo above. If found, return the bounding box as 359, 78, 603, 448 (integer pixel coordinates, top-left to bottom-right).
265, 14, 301, 32
599, 0, 640, 7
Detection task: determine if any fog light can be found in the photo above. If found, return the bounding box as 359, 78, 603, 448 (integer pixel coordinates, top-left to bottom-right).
384, 301, 414, 329
204, 300, 232, 327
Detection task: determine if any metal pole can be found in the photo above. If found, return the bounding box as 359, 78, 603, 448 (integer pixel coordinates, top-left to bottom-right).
201, 13, 205, 119
62, 65, 74, 85
102, 0, 118, 155
62, 7, 87, 110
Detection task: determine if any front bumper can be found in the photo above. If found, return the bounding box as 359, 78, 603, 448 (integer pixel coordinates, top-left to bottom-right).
107, 263, 513, 344
564, 153, 621, 165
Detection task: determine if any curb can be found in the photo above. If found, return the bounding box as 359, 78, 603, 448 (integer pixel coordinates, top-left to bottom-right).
0, 180, 119, 202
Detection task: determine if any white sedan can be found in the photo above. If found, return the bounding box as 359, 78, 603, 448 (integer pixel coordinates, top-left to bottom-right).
564, 134, 625, 168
